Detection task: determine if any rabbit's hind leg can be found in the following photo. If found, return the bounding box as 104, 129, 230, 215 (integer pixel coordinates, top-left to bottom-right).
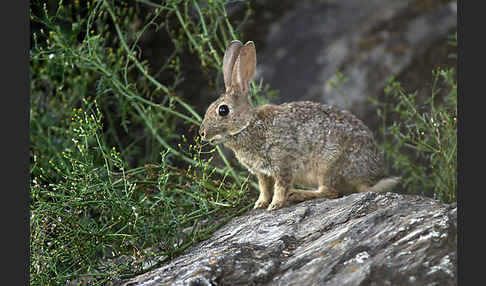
287, 185, 340, 203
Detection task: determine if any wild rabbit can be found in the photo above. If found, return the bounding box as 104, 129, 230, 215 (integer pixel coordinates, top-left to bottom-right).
199, 40, 399, 211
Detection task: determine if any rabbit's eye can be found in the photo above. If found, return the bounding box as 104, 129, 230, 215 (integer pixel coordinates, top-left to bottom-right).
218, 104, 230, 116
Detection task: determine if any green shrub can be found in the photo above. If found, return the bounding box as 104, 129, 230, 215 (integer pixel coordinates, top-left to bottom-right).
30, 100, 252, 285
373, 67, 457, 203
30, 0, 259, 284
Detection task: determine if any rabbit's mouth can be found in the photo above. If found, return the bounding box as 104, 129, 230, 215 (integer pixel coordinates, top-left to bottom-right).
209, 134, 227, 145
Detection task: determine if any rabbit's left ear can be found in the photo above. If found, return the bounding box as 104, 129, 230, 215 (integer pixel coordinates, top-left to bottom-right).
232, 41, 256, 94
223, 40, 243, 93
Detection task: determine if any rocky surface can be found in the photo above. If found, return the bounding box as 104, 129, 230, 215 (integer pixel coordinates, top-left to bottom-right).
253, 0, 457, 121
120, 192, 457, 286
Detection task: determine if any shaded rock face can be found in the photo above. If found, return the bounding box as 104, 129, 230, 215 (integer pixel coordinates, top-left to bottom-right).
120, 192, 457, 286
255, 0, 457, 121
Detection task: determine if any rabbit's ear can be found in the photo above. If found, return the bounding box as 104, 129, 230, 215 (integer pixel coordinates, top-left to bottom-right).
223, 40, 243, 92
232, 41, 256, 94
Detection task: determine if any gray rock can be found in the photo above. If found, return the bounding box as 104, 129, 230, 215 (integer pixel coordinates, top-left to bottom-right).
255, 0, 457, 120
120, 192, 457, 286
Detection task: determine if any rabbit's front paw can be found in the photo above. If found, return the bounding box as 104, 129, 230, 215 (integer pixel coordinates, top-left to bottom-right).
254, 198, 271, 209
267, 199, 285, 211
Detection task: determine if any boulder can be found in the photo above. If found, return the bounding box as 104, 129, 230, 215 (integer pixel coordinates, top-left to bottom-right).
120, 192, 457, 285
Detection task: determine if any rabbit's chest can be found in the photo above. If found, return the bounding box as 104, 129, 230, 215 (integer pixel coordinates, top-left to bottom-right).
234, 150, 272, 176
